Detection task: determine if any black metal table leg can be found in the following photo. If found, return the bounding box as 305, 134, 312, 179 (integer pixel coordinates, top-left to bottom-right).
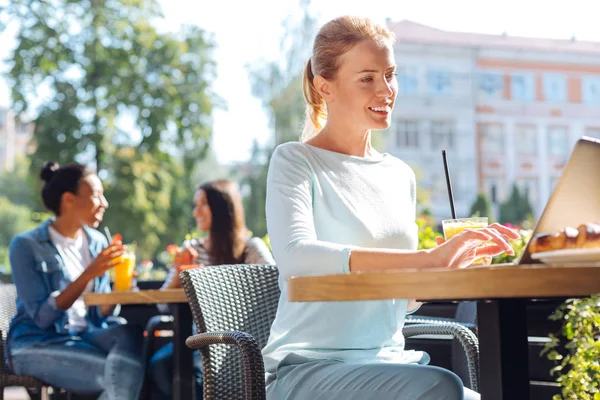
477, 299, 530, 400
172, 302, 195, 400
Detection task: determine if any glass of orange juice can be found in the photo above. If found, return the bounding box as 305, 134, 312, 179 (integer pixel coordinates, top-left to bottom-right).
113, 249, 136, 291
442, 217, 488, 265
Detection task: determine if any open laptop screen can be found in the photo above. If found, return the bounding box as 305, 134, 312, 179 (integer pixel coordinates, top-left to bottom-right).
519, 137, 600, 264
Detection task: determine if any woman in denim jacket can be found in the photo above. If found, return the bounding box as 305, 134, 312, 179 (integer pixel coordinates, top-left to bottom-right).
7, 162, 145, 399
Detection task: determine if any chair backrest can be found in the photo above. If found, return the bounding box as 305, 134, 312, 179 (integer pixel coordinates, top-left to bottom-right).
0, 284, 18, 370
452, 301, 478, 387
180, 264, 280, 400
0, 284, 17, 341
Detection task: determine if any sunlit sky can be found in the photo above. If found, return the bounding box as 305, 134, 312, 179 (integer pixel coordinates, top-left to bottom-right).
1, 0, 599, 163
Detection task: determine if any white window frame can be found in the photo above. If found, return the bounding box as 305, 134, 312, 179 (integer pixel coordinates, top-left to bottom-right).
395, 120, 419, 148
478, 71, 504, 100
511, 73, 535, 101
543, 73, 567, 103
427, 69, 452, 95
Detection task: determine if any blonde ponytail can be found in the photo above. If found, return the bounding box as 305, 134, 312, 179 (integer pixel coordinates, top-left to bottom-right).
300, 58, 327, 142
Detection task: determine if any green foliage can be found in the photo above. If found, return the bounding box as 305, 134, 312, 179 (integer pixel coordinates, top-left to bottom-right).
2, 0, 219, 263
101, 147, 189, 260
242, 141, 270, 238
417, 218, 441, 250
4, 0, 217, 171
543, 295, 600, 399
469, 192, 493, 222
0, 196, 39, 272
0, 157, 41, 211
499, 184, 534, 226
490, 228, 532, 264
262, 234, 271, 252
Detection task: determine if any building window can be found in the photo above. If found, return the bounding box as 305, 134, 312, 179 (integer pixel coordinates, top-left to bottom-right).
396, 120, 419, 148
480, 123, 504, 153
484, 178, 503, 204
511, 73, 535, 101
427, 69, 452, 95
543, 74, 567, 103
582, 76, 600, 104
430, 121, 454, 150
585, 127, 600, 140
515, 125, 537, 155
516, 178, 538, 209
547, 126, 569, 159
397, 66, 419, 96
478, 72, 504, 100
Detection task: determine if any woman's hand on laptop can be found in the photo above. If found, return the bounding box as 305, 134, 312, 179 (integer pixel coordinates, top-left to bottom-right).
432, 223, 520, 269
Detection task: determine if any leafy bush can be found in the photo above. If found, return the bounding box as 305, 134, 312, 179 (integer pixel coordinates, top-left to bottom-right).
543, 296, 600, 399
491, 228, 532, 264
417, 218, 440, 250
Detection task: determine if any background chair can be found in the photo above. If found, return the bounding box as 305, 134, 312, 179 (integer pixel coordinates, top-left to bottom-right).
406, 301, 479, 389
142, 314, 175, 399
0, 284, 48, 400
181, 264, 480, 400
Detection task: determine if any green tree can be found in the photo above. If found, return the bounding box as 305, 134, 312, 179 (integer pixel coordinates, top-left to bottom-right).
499, 184, 533, 225
3, 0, 217, 171
0, 157, 42, 210
0, 197, 38, 272
2, 0, 219, 258
244, 1, 317, 236
241, 140, 270, 238
101, 147, 188, 260
469, 192, 493, 221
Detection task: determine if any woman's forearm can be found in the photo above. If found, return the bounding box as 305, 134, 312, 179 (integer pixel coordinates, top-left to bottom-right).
55, 269, 95, 311
349, 248, 439, 272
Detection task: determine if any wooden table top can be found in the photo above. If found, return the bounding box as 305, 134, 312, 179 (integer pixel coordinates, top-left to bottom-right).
84, 289, 187, 306
288, 263, 600, 302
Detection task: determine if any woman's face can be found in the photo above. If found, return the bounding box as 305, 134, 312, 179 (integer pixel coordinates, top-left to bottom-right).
70, 174, 108, 228
324, 38, 397, 131
193, 189, 212, 232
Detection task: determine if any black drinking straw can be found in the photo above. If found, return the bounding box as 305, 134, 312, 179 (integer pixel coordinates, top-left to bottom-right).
441, 150, 457, 219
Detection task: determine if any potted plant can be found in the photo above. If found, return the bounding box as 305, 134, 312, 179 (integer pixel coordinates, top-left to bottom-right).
543, 295, 600, 399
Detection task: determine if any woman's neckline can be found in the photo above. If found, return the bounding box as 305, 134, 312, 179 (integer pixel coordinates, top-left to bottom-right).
302, 143, 386, 162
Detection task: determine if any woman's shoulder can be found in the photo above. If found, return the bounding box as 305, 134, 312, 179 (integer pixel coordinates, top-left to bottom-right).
10, 219, 51, 249
383, 154, 416, 178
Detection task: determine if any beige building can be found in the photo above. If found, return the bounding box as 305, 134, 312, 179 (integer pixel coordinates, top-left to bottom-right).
385, 20, 600, 221
0, 107, 33, 173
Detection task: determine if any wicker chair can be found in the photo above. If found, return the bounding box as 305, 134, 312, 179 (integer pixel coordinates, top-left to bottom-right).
181, 264, 480, 400
0, 284, 48, 400
406, 300, 479, 390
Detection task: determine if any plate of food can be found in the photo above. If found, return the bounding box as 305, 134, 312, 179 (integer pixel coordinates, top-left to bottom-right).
529, 222, 600, 264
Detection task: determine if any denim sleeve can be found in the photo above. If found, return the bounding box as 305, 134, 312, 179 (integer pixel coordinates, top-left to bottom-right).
9, 236, 66, 330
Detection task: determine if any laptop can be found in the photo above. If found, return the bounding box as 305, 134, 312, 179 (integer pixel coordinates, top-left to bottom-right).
519, 136, 600, 265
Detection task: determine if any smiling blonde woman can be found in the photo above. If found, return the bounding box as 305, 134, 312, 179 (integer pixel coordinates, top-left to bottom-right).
262, 15, 519, 400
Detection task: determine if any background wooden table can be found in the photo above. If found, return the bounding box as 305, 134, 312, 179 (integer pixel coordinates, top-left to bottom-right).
288, 263, 600, 400
84, 289, 187, 305
85, 289, 194, 400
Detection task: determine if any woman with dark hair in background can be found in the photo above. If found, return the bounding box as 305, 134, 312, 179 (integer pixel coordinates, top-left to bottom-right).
7, 161, 145, 400
148, 179, 274, 399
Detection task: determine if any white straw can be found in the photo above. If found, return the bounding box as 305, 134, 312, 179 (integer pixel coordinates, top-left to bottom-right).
104, 226, 112, 243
